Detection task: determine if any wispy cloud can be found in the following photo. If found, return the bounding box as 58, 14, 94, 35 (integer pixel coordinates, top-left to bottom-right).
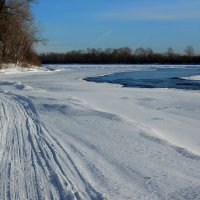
101, 2, 200, 21
90, 29, 113, 46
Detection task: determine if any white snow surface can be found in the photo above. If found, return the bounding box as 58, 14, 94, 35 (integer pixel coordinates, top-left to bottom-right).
0, 64, 200, 200
181, 75, 200, 80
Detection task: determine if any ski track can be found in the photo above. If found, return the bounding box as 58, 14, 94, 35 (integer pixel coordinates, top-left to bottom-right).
0, 92, 101, 200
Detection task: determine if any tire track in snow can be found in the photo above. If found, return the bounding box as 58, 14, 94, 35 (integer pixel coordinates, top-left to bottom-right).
0, 93, 82, 200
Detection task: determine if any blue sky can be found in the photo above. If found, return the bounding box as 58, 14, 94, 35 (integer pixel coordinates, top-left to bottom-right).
32, 0, 200, 54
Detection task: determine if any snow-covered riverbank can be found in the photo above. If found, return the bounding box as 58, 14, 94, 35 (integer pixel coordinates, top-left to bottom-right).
0, 65, 200, 200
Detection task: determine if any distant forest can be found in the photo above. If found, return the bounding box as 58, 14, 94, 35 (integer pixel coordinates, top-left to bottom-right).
40, 46, 200, 65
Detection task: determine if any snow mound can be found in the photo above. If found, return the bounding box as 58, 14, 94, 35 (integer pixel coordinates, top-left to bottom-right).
0, 64, 63, 74
0, 64, 44, 74
181, 75, 200, 80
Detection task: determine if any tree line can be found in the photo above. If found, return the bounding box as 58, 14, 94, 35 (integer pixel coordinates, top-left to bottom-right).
0, 0, 40, 67
40, 46, 200, 65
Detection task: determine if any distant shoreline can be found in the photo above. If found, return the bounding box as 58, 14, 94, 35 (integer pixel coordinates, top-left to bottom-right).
39, 47, 200, 65
41, 62, 200, 65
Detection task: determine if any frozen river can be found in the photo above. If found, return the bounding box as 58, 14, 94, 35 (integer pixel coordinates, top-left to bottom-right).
85, 66, 200, 90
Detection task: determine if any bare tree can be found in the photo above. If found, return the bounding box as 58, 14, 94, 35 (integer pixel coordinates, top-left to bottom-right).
0, 0, 40, 66
0, 0, 5, 13
166, 47, 174, 57
184, 46, 195, 57
146, 48, 154, 57
134, 48, 146, 57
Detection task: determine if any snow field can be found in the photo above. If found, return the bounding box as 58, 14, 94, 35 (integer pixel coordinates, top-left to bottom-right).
0, 64, 200, 199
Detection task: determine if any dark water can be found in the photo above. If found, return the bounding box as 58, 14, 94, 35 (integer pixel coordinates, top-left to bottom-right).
85, 67, 200, 90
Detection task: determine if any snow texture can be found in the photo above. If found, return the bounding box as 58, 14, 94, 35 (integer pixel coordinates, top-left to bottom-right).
181, 75, 200, 80
0, 64, 200, 200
